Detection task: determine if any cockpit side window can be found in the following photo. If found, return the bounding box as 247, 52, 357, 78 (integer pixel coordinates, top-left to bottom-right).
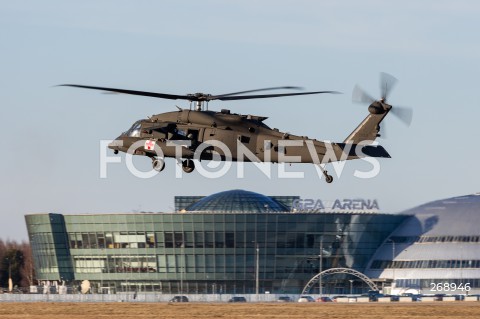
127, 120, 143, 137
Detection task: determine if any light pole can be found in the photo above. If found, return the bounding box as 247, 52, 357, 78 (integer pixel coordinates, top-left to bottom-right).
319, 236, 323, 296
386, 239, 396, 290
255, 243, 259, 300
180, 245, 184, 295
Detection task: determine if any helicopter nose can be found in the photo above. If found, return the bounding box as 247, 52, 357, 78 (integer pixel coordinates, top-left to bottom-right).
108, 138, 124, 154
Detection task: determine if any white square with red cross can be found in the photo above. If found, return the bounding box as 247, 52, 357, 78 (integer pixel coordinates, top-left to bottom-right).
144, 140, 155, 151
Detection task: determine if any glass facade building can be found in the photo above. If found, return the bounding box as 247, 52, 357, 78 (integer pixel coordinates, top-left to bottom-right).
25, 190, 407, 294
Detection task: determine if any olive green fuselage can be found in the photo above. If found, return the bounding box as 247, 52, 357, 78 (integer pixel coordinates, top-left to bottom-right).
109, 109, 390, 164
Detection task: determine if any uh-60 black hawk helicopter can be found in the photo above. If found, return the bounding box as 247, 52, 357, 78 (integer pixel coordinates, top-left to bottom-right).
61, 72, 411, 183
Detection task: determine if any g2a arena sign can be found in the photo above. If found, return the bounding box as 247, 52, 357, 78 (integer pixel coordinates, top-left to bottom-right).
292, 198, 380, 212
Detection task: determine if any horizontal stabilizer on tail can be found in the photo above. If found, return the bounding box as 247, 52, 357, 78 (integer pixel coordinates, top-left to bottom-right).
336, 143, 391, 158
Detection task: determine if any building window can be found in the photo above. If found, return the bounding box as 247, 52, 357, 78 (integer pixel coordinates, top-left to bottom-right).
165, 232, 174, 248
195, 232, 204, 248
370, 259, 480, 269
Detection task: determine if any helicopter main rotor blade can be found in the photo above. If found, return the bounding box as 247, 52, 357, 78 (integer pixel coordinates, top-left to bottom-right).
216, 90, 340, 101
391, 106, 413, 126
60, 84, 339, 102
380, 72, 397, 101
59, 84, 192, 100
213, 86, 303, 98
352, 85, 375, 104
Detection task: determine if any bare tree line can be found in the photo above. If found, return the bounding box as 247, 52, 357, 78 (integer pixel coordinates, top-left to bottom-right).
0, 240, 35, 290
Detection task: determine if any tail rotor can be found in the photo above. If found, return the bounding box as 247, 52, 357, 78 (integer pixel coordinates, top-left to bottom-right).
352, 72, 413, 131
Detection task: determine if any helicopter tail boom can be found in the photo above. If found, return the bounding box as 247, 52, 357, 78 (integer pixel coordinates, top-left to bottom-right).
343, 111, 389, 144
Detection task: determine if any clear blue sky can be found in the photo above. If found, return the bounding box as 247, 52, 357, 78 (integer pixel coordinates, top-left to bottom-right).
1, 1, 479, 240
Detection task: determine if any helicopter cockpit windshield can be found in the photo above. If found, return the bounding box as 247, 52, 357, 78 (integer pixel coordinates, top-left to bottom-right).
125, 120, 143, 137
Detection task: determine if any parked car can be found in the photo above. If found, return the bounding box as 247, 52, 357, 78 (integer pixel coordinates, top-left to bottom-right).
169, 295, 189, 302
228, 296, 247, 302
365, 291, 384, 302
298, 295, 315, 302
277, 296, 293, 302
316, 296, 333, 302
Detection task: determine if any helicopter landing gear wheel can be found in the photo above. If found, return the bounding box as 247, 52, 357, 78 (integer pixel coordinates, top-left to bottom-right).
317, 164, 333, 184
152, 157, 165, 172
182, 159, 195, 173
325, 174, 333, 184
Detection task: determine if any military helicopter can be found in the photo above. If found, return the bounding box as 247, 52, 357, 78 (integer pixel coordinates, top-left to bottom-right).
61, 72, 411, 183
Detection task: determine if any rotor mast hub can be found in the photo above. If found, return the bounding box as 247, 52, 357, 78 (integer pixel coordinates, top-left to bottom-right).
368, 100, 392, 114
187, 93, 213, 111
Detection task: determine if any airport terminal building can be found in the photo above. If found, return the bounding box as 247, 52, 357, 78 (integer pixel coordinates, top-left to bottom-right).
25, 190, 480, 295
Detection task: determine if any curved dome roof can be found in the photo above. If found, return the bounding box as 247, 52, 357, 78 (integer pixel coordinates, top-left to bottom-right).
402, 193, 480, 216
365, 193, 480, 282
185, 189, 288, 213
393, 193, 480, 237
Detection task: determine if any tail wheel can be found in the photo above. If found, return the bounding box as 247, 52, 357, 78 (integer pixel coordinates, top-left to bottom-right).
325, 175, 333, 184
182, 159, 195, 173
317, 164, 334, 184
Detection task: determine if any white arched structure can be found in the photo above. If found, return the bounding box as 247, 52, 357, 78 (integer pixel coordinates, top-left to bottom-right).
301, 267, 378, 294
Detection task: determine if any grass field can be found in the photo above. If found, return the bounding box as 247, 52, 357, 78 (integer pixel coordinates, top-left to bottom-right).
0, 302, 480, 319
